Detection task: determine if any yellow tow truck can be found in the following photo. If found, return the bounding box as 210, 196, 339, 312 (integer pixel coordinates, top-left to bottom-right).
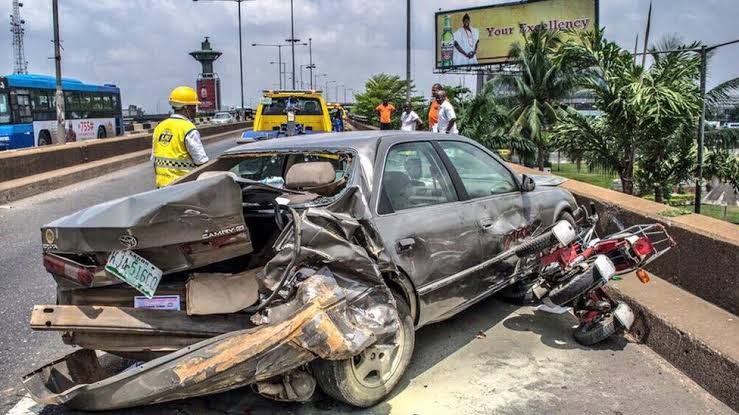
239, 90, 331, 143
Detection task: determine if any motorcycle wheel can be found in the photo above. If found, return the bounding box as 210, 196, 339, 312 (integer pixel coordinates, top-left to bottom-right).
573, 315, 617, 346
497, 277, 540, 305
547, 268, 595, 306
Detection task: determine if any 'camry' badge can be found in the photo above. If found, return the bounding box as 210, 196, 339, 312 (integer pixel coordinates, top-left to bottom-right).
119, 235, 138, 249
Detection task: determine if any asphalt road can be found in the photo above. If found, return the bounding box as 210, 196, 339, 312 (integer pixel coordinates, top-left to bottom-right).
0, 132, 734, 414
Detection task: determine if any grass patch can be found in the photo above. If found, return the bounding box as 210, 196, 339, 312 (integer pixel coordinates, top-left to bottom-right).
699, 204, 739, 224
551, 163, 618, 189
659, 207, 692, 218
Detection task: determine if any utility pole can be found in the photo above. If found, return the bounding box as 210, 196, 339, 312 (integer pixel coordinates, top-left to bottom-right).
237, 0, 244, 117
308, 37, 315, 90
405, 0, 411, 103
52, 0, 65, 145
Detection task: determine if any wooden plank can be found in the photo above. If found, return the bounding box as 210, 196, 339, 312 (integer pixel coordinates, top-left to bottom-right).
31, 305, 253, 336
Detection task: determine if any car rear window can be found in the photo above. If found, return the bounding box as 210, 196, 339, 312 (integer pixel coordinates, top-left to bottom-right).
229, 152, 348, 187
261, 97, 323, 116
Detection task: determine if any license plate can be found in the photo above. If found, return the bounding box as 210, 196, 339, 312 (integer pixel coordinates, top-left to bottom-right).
105, 250, 163, 298
134, 295, 180, 311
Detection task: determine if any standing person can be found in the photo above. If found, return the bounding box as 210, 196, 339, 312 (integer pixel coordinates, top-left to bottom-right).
428, 83, 442, 131
375, 99, 396, 130
453, 13, 479, 66
435, 90, 458, 134
331, 108, 344, 132
151, 86, 209, 188
400, 102, 422, 131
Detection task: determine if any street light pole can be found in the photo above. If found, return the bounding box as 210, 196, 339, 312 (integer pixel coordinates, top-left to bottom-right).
237, 0, 244, 116
695, 45, 708, 214
405, 0, 411, 103
52, 0, 65, 145
308, 37, 315, 90
289, 0, 296, 89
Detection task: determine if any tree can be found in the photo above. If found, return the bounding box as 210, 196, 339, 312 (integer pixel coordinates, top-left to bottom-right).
495, 25, 577, 170
555, 28, 701, 199
353, 74, 425, 127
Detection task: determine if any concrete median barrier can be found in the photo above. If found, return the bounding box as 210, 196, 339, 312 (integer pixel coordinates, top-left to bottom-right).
0, 122, 251, 204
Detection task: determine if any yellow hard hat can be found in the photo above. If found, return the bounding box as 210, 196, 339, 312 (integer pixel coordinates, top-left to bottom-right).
169, 86, 201, 106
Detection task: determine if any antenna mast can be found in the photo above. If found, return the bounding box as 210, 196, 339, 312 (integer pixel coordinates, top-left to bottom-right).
10, 0, 28, 74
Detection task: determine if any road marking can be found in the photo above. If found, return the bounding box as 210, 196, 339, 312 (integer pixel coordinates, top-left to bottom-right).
5, 395, 43, 415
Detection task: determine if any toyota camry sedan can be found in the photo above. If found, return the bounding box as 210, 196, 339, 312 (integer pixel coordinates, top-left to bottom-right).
25, 131, 577, 411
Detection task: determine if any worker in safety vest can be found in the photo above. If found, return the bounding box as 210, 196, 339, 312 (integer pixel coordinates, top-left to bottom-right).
151, 86, 209, 188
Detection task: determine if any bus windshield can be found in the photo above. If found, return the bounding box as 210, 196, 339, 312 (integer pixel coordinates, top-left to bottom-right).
0, 94, 10, 124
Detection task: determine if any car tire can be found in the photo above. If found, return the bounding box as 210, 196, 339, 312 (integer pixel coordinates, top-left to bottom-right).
573, 314, 617, 346
547, 267, 596, 306
97, 126, 107, 138
312, 293, 415, 407
38, 130, 52, 146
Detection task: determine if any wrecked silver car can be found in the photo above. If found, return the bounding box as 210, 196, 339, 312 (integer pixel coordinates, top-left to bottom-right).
25, 131, 577, 410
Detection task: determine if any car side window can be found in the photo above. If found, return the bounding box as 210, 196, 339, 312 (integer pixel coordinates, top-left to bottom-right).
439, 141, 518, 198
379, 142, 457, 214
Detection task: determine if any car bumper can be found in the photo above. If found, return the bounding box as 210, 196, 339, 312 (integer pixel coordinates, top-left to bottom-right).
22, 274, 376, 411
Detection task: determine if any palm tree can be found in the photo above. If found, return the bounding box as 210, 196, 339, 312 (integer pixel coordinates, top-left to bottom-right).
495, 25, 576, 170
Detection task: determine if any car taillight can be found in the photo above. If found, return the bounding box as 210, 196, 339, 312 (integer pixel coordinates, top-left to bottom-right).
43, 254, 95, 287
632, 237, 653, 257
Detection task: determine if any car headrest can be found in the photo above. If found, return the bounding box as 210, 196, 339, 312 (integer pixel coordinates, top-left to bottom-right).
285, 161, 336, 189
198, 171, 239, 181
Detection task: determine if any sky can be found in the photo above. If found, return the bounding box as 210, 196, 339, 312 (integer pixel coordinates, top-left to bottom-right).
1, 0, 737, 113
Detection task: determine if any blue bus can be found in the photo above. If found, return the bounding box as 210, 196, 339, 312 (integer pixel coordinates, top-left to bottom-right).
0, 74, 122, 151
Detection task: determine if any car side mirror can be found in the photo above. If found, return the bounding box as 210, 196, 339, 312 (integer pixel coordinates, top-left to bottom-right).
521, 175, 536, 192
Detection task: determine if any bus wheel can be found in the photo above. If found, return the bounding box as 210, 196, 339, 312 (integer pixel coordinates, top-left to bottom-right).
38, 131, 52, 146
97, 126, 107, 138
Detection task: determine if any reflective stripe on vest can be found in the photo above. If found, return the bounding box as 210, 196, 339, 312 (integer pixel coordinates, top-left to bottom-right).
152, 116, 198, 187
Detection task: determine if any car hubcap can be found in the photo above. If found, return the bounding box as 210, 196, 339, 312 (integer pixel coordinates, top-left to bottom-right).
350, 324, 405, 388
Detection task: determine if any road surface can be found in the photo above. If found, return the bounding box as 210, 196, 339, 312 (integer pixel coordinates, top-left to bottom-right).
0, 131, 734, 414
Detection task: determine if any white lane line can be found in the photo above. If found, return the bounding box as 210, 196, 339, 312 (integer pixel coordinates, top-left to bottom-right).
5, 395, 43, 415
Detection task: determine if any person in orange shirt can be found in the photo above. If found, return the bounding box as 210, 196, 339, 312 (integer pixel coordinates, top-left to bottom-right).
375, 99, 396, 130
428, 83, 442, 131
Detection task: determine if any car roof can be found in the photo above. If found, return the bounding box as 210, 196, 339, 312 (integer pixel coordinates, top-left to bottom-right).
263, 90, 323, 99
223, 131, 479, 157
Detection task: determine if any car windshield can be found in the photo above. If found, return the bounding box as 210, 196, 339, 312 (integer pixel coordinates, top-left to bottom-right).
228, 152, 349, 188
214, 113, 230, 119
261, 97, 323, 116
0, 93, 10, 124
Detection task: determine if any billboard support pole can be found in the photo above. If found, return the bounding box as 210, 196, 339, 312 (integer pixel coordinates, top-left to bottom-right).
52, 0, 65, 145
405, 0, 411, 103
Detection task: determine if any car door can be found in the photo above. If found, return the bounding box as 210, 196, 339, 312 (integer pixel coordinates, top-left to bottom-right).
372, 139, 484, 325
437, 140, 531, 297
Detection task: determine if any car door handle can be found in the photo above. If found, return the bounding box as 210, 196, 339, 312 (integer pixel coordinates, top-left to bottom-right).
479, 218, 495, 231
396, 237, 416, 253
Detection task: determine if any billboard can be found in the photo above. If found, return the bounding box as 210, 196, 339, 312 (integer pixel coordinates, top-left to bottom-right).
196, 77, 219, 112
435, 0, 598, 69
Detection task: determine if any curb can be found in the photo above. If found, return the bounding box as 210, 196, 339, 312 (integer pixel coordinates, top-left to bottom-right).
606, 274, 739, 412
0, 128, 247, 204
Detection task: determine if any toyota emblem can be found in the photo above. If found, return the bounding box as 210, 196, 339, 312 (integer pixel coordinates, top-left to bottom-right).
119, 235, 138, 249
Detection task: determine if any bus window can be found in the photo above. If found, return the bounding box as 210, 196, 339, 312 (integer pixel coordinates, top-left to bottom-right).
0, 93, 10, 124
102, 95, 112, 112
92, 95, 103, 111
31, 90, 55, 121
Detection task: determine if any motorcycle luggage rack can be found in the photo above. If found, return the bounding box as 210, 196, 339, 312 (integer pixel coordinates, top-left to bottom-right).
616, 223, 676, 269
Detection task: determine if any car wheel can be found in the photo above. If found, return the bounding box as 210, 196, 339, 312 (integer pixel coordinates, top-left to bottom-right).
573, 314, 617, 346
547, 267, 596, 306
312, 293, 415, 407
97, 126, 107, 138
38, 131, 52, 146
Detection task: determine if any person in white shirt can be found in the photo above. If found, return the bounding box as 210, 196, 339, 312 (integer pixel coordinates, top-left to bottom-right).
453, 13, 479, 66
435, 90, 458, 134
400, 102, 423, 131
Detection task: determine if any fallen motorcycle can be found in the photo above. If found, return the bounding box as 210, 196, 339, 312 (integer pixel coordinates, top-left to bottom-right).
513, 204, 676, 345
